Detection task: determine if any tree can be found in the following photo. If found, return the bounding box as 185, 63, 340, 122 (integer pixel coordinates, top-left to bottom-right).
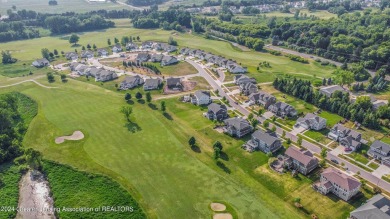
25, 148, 42, 170
41, 48, 50, 60
258, 109, 264, 116
334, 69, 354, 87
60, 74, 67, 82
136, 36, 140, 41
114, 37, 119, 44
168, 36, 178, 46
320, 148, 327, 159
294, 197, 301, 204
120, 105, 133, 122
248, 113, 254, 121
282, 130, 286, 138
271, 126, 276, 133
107, 39, 111, 46
135, 92, 142, 100
82, 46, 86, 51
286, 138, 291, 144
93, 44, 97, 50
53, 49, 58, 56
319, 159, 326, 167
47, 72, 55, 82
213, 147, 221, 160
121, 36, 130, 46
263, 120, 270, 129
250, 119, 258, 128
160, 101, 166, 112
1, 50, 17, 64
266, 152, 273, 157
213, 141, 223, 151
69, 34, 80, 45
188, 136, 196, 147
297, 136, 302, 146
146, 92, 152, 102
125, 93, 132, 102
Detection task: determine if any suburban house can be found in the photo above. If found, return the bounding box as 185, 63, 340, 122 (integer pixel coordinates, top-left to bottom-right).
87, 67, 102, 77
75, 64, 88, 75
295, 113, 327, 130
284, 146, 318, 175
150, 54, 164, 62
205, 103, 228, 121
143, 78, 162, 90
242, 130, 282, 153
319, 85, 347, 97
81, 50, 94, 59
158, 43, 177, 53
316, 167, 361, 201
240, 82, 258, 96
136, 53, 150, 63
191, 90, 211, 105
97, 48, 108, 57
234, 75, 256, 85
161, 55, 178, 66
223, 117, 253, 138
95, 70, 118, 82
268, 102, 298, 117
112, 44, 122, 53
126, 42, 138, 51
141, 41, 154, 50
328, 124, 362, 151
227, 63, 247, 74
65, 52, 78, 60
368, 140, 390, 167
32, 58, 49, 68
119, 75, 144, 90
350, 194, 390, 219
69, 62, 80, 71
166, 77, 183, 91
248, 91, 276, 109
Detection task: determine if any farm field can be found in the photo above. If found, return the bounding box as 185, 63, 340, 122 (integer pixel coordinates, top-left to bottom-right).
0, 25, 336, 83
0, 0, 128, 14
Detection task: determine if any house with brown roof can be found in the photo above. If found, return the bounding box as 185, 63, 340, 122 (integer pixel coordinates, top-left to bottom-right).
316, 167, 361, 201
284, 146, 318, 175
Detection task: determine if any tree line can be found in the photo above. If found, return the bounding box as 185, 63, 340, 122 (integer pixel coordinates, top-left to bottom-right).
273, 78, 384, 129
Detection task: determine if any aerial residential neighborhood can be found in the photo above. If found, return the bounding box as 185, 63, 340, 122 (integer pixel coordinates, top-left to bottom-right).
1, 1, 390, 219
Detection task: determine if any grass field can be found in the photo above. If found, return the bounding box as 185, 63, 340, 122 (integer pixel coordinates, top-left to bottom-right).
0, 0, 128, 14
0, 25, 336, 83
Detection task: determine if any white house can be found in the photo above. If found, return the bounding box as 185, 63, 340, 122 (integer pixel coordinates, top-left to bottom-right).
191, 90, 211, 105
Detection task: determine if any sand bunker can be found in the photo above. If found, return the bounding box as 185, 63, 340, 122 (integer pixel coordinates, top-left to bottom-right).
213, 213, 233, 219
211, 203, 227, 212
55, 131, 84, 144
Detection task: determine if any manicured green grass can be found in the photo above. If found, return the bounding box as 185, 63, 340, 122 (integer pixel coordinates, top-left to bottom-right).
383, 175, 390, 183
3, 77, 300, 219
304, 129, 332, 145
42, 160, 145, 218
0, 163, 22, 219
339, 155, 373, 172
318, 111, 344, 128
0, 0, 127, 14
266, 9, 337, 19
368, 162, 380, 170
147, 61, 198, 76
346, 153, 370, 165
0, 61, 53, 78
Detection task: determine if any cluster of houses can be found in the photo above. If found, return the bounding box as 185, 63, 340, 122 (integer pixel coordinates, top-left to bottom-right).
135, 53, 178, 66
141, 41, 177, 53
180, 48, 246, 74
69, 62, 117, 82
119, 75, 186, 91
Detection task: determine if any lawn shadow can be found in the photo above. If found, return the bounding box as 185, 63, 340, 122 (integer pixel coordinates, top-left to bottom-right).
48, 80, 55, 83
216, 161, 231, 174
163, 112, 173, 120
137, 99, 145, 104
71, 44, 81, 48
61, 79, 68, 83
220, 151, 229, 161
191, 145, 201, 153
127, 100, 134, 105
125, 121, 142, 133
148, 103, 157, 110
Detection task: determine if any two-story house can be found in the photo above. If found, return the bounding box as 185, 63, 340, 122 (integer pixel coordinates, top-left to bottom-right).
368, 140, 390, 167
295, 113, 327, 131
319, 85, 347, 97
136, 53, 150, 63
206, 103, 228, 121
242, 130, 282, 153
240, 82, 258, 96
97, 48, 108, 57
126, 42, 138, 51
166, 77, 183, 91
119, 75, 144, 90
328, 124, 362, 151
317, 167, 361, 201
32, 58, 50, 68
284, 146, 318, 175
223, 117, 253, 138
248, 91, 276, 109
350, 194, 390, 219
234, 75, 256, 85
143, 78, 162, 91
191, 90, 211, 106
112, 44, 122, 53
81, 50, 94, 59
268, 102, 298, 117
95, 70, 118, 82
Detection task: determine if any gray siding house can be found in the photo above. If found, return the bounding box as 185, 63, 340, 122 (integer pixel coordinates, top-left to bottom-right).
268, 102, 297, 117
368, 140, 390, 167
143, 78, 162, 90
248, 91, 276, 109
319, 85, 347, 97
295, 113, 327, 130
328, 124, 362, 151
240, 82, 258, 96
191, 91, 211, 105
350, 194, 390, 219
32, 58, 49, 68
242, 130, 282, 153
206, 103, 228, 121
223, 117, 253, 138
119, 75, 144, 90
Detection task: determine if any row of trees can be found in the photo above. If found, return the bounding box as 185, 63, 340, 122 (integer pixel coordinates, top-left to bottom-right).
273, 78, 381, 129
132, 8, 191, 30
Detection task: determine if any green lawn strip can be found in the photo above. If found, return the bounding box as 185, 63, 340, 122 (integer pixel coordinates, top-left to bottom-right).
368, 162, 380, 170
303, 129, 332, 145
338, 155, 373, 172
345, 153, 370, 165
298, 133, 325, 148
0, 163, 22, 219
382, 175, 390, 183
42, 160, 146, 219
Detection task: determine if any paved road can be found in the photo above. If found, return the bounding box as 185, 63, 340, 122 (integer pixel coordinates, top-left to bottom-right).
265, 45, 376, 77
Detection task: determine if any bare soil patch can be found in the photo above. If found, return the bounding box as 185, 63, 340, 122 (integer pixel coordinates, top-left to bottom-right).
55, 131, 84, 144
210, 203, 226, 211
213, 213, 233, 219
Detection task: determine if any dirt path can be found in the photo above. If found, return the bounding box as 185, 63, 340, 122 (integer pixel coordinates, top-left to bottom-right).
0, 79, 58, 89
16, 171, 55, 219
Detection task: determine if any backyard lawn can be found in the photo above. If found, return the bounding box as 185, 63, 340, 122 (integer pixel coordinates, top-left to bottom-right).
318, 111, 344, 128
148, 61, 198, 76
304, 129, 332, 145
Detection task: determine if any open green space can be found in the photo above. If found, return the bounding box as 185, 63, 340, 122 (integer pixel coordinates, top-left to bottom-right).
147, 61, 198, 76
304, 129, 332, 145
0, 0, 128, 15
42, 160, 145, 218
318, 111, 344, 128
0, 61, 53, 78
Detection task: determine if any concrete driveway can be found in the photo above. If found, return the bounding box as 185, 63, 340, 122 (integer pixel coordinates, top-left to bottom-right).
372, 165, 390, 178
290, 126, 306, 135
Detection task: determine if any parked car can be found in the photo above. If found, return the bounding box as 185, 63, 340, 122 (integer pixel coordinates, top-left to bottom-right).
331, 159, 339, 164
344, 147, 352, 152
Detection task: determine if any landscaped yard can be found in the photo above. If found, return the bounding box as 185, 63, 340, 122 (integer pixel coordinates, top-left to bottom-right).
304, 129, 332, 145
147, 61, 198, 76
368, 162, 380, 170
318, 111, 344, 128
346, 153, 370, 165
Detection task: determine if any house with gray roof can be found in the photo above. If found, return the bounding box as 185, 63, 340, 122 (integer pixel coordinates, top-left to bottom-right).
249, 91, 276, 109
119, 75, 144, 90
295, 113, 327, 131
317, 167, 361, 201
268, 102, 297, 117
240, 82, 258, 96
32, 58, 49, 68
228, 63, 246, 74
65, 52, 78, 61
319, 85, 347, 97
223, 117, 253, 138
136, 53, 150, 63
191, 90, 211, 105
161, 55, 178, 66
166, 77, 183, 91
95, 70, 118, 82
112, 44, 122, 53
126, 42, 138, 51
243, 130, 282, 153
284, 146, 318, 175
87, 67, 102, 77
141, 41, 154, 50
81, 50, 94, 59
206, 103, 228, 121
350, 194, 390, 219
74, 64, 88, 75
328, 124, 362, 151
143, 78, 162, 90
234, 74, 256, 85
180, 47, 190, 55
150, 54, 164, 62
368, 140, 390, 167
97, 48, 108, 57
69, 62, 81, 71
